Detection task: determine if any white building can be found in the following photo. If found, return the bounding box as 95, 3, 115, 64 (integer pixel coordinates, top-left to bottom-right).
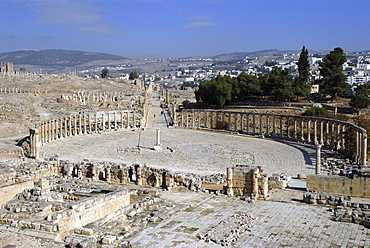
347, 76, 370, 86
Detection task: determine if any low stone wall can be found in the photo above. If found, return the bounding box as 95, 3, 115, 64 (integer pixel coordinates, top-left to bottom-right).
48, 189, 131, 237
0, 181, 34, 206
306, 174, 370, 198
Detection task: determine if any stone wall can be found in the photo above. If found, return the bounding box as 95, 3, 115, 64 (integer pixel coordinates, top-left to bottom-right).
173, 109, 367, 166
226, 165, 268, 200
48, 189, 131, 237
306, 173, 370, 198
0, 181, 34, 206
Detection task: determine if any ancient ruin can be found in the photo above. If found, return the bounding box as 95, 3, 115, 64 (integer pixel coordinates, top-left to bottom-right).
1, 75, 370, 247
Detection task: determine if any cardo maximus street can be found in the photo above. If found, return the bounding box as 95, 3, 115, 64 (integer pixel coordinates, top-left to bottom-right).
1, 75, 370, 248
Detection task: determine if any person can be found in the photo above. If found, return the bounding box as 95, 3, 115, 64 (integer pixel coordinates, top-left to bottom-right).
126, 241, 132, 248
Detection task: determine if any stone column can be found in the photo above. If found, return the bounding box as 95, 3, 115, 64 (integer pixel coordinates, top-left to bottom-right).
226, 167, 234, 196
253, 114, 256, 134
83, 113, 87, 134
265, 115, 269, 137
313, 120, 318, 144
102, 113, 105, 132
315, 143, 321, 175
272, 115, 276, 137
210, 111, 213, 129
252, 168, 259, 200
181, 111, 184, 127
341, 125, 346, 150
320, 121, 324, 145
172, 104, 177, 127
300, 119, 304, 142
362, 132, 367, 166
107, 112, 111, 131
246, 114, 250, 134
186, 110, 189, 127
279, 116, 283, 138
192, 109, 195, 128
198, 110, 201, 128
259, 114, 263, 135
95, 113, 98, 132
307, 119, 311, 143
73, 115, 77, 136
293, 118, 297, 140
154, 128, 161, 151
356, 131, 360, 162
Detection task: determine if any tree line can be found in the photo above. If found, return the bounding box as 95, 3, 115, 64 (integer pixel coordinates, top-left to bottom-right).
195, 46, 352, 108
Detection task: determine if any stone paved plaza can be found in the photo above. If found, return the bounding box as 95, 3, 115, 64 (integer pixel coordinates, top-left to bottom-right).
129, 190, 370, 248
39, 124, 318, 177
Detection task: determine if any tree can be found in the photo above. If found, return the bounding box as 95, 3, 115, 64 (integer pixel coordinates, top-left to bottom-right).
237, 72, 262, 99
293, 46, 311, 99
302, 106, 328, 117
317, 47, 349, 100
259, 67, 294, 101
349, 84, 370, 112
129, 72, 139, 80
195, 75, 232, 108
101, 68, 109, 78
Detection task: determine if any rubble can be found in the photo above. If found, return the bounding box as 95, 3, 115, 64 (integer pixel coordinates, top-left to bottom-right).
200, 213, 257, 246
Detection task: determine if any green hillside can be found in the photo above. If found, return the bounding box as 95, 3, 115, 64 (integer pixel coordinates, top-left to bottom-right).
0, 49, 129, 66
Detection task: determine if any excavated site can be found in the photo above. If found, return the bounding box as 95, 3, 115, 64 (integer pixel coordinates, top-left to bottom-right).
1, 75, 370, 248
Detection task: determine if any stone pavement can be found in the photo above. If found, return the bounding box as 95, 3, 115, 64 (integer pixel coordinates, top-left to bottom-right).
128, 189, 370, 248
40, 127, 319, 177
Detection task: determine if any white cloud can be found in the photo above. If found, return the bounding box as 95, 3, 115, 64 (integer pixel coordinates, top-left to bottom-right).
9, 0, 123, 36
189, 16, 211, 21
24, 0, 104, 25
181, 21, 216, 28
70, 24, 124, 37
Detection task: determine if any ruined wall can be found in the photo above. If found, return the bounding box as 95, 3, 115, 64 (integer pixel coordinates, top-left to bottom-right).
307, 174, 370, 198
226, 166, 268, 200
49, 190, 131, 236
0, 181, 34, 206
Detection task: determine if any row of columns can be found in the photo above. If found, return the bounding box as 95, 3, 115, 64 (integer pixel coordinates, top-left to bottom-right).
60, 91, 129, 104
0, 87, 42, 94
176, 110, 367, 165
29, 110, 142, 159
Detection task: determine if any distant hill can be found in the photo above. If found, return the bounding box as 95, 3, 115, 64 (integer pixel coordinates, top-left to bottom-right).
184, 49, 328, 61
0, 49, 129, 67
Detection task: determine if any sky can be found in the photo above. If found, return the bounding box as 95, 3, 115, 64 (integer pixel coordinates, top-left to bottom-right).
0, 0, 369, 58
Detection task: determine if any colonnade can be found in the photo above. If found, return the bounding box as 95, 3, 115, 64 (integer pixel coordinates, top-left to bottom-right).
29, 110, 142, 159
60, 90, 136, 104
175, 109, 367, 165
0, 87, 42, 94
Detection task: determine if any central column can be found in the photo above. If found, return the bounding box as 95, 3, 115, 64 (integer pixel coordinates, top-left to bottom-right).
154, 128, 161, 151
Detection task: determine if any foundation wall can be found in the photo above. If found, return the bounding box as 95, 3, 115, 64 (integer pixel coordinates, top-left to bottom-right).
51, 190, 131, 234
307, 175, 370, 198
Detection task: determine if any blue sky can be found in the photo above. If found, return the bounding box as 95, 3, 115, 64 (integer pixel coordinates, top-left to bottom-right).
0, 0, 369, 58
